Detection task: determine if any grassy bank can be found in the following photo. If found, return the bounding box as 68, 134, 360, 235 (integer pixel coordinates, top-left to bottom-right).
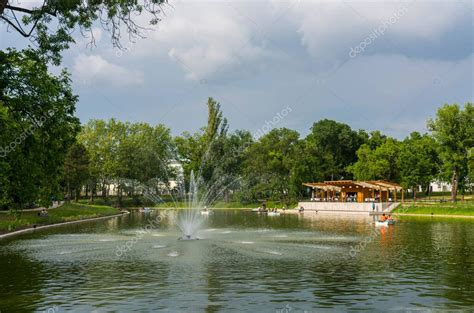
75, 196, 297, 209
393, 201, 474, 216
0, 203, 119, 234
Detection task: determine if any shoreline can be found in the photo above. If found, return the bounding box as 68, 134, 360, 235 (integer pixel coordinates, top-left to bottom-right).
393, 213, 474, 219
151, 207, 474, 218
0, 212, 129, 240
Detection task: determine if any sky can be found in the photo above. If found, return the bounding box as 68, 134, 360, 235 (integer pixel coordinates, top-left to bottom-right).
1, 0, 473, 139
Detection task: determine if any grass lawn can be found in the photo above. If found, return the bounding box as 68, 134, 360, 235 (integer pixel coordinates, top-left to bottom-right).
393, 201, 474, 216
0, 203, 119, 234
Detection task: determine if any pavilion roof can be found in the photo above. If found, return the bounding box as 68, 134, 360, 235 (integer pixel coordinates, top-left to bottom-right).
304, 180, 403, 191
369, 180, 403, 191
302, 182, 342, 192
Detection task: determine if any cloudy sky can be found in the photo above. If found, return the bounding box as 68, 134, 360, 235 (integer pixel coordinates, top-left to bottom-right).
1, 0, 473, 138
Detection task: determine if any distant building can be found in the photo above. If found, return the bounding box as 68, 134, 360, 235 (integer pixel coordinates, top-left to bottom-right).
411, 181, 452, 193
429, 181, 452, 193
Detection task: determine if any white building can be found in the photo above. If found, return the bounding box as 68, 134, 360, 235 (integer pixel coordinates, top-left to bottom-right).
429, 181, 452, 193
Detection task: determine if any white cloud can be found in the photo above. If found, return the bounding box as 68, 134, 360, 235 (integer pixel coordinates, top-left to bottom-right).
106, 1, 268, 80
286, 0, 465, 62
73, 54, 144, 86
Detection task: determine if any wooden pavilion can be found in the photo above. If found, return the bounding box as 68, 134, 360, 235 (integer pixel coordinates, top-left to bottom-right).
303, 180, 404, 203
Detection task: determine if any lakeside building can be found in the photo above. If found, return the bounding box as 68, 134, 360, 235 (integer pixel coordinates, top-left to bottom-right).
299, 180, 403, 214
303, 180, 404, 203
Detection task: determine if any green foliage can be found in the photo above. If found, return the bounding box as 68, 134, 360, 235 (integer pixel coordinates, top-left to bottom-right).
348, 136, 401, 181
304, 119, 366, 180
0, 48, 80, 210
469, 148, 474, 191
78, 119, 174, 202
242, 128, 300, 204
175, 97, 230, 190
64, 142, 90, 201
1, 0, 168, 65
428, 103, 474, 199
397, 132, 439, 197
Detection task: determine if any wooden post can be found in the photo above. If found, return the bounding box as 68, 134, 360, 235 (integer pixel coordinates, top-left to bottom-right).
379, 188, 382, 203
402, 189, 405, 203
394, 189, 397, 202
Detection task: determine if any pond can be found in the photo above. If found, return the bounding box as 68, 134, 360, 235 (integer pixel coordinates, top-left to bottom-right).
0, 210, 473, 312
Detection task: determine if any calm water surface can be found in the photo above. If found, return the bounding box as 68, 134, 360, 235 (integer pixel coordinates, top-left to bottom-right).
0, 210, 473, 312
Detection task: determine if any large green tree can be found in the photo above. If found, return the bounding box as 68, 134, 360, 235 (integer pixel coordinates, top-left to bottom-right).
348, 137, 401, 182
304, 119, 366, 181
397, 132, 439, 200
175, 97, 229, 191
428, 103, 474, 201
64, 142, 90, 202
243, 128, 300, 205
78, 119, 173, 203
0, 49, 80, 210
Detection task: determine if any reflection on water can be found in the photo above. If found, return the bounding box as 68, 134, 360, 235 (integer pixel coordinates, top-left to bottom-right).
0, 210, 473, 312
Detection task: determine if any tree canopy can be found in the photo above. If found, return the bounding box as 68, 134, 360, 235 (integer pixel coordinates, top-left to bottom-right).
1, 0, 167, 64
0, 48, 80, 210
428, 103, 474, 200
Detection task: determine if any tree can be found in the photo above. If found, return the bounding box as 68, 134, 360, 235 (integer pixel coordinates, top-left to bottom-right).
0, 48, 80, 210
78, 119, 120, 201
78, 119, 173, 203
1, 0, 167, 64
243, 128, 300, 205
428, 103, 474, 201
64, 142, 90, 202
397, 132, 439, 201
468, 148, 474, 193
175, 97, 229, 192
304, 119, 366, 181
348, 138, 401, 182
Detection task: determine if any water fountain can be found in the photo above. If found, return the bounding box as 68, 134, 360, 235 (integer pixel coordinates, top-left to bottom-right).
176, 171, 205, 240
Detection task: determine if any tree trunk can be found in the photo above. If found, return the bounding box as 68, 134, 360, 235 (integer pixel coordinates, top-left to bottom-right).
90, 182, 95, 203
413, 186, 417, 202
118, 186, 123, 207
101, 183, 107, 200
66, 181, 70, 203
451, 168, 458, 202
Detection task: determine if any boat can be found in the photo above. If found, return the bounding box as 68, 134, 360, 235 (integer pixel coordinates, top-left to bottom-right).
375, 220, 395, 227
267, 212, 281, 216
201, 210, 211, 215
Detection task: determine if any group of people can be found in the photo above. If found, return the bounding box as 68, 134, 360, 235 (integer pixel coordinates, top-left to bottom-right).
37, 209, 48, 217
379, 214, 394, 222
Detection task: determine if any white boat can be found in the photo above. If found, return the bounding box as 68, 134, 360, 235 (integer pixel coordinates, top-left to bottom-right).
267, 212, 281, 216
201, 210, 210, 215
251, 208, 260, 212
375, 220, 395, 227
